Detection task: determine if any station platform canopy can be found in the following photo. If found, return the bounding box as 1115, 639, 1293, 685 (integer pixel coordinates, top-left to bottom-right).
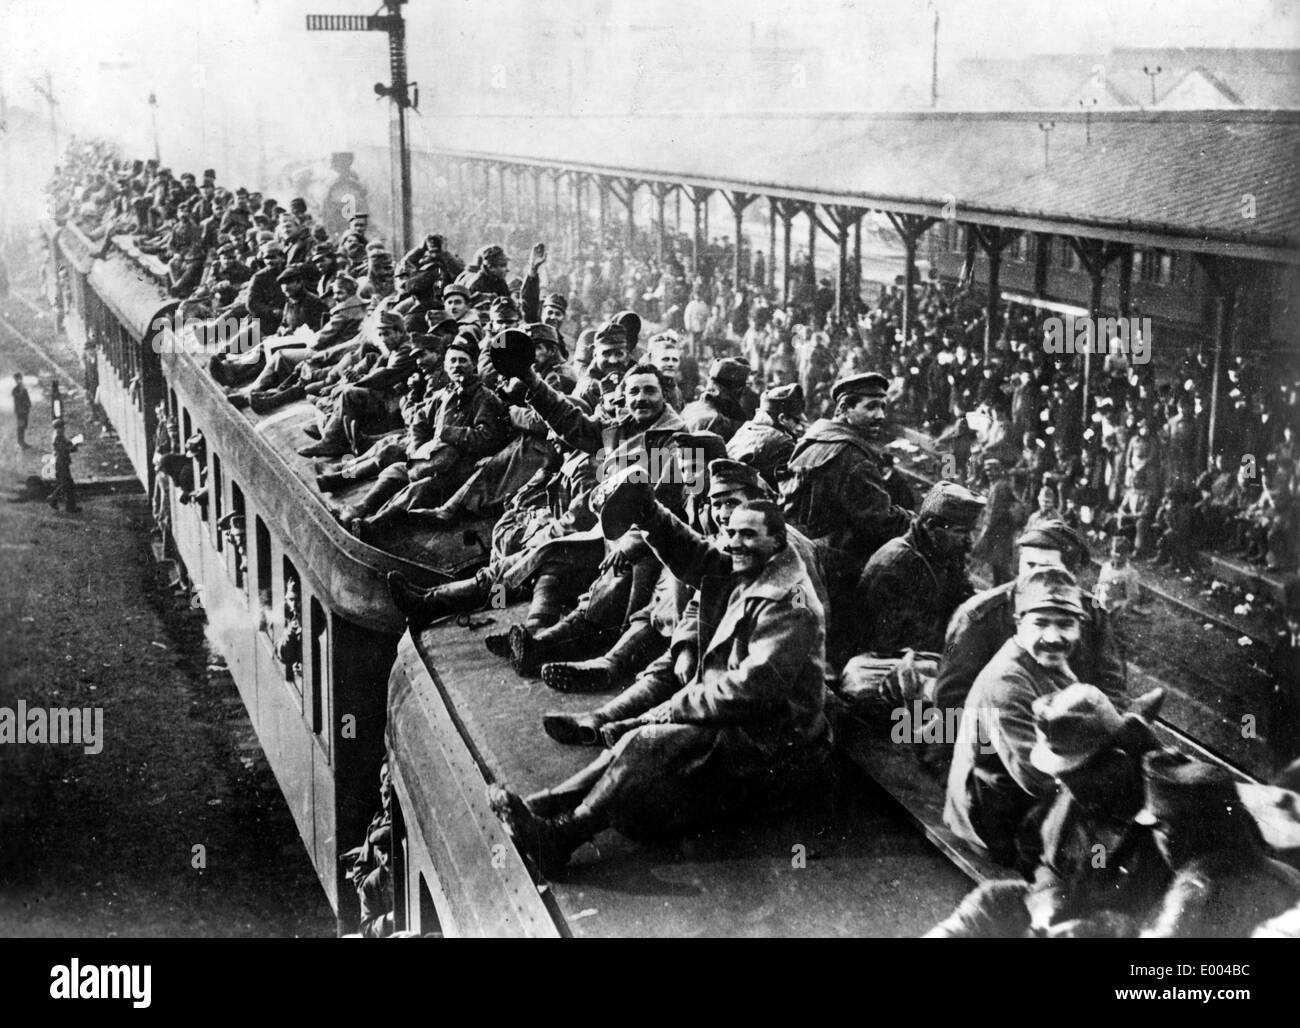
422, 109, 1300, 264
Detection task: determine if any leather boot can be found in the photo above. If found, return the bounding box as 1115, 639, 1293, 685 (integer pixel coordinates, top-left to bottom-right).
387, 571, 489, 631
348, 468, 409, 519
541, 711, 607, 747
525, 750, 615, 812
511, 615, 618, 677
488, 785, 604, 877
298, 414, 350, 458
523, 569, 572, 633
541, 623, 666, 694
250, 383, 306, 415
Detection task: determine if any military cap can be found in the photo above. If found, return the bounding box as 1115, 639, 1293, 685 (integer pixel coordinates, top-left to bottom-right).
259, 241, 286, 257
479, 244, 507, 265
831, 372, 890, 404
707, 458, 762, 496
276, 263, 309, 284
1134, 751, 1240, 828
918, 481, 986, 528
612, 310, 642, 351
573, 328, 597, 367
180, 172, 196, 182
1013, 566, 1085, 618
490, 295, 520, 317
760, 382, 805, 417
1017, 520, 1090, 567
675, 431, 729, 465
527, 323, 560, 348
366, 240, 389, 253
423, 311, 461, 337
445, 332, 479, 361
290, 196, 308, 212
217, 242, 237, 256
312, 241, 336, 256
331, 273, 358, 294
542, 292, 568, 314
203, 168, 217, 181
983, 456, 1006, 473
708, 357, 751, 390
596, 464, 655, 540
377, 310, 407, 333
593, 322, 628, 349
1029, 684, 1126, 776
368, 252, 395, 269
442, 282, 471, 302
234, 186, 249, 198
486, 328, 535, 380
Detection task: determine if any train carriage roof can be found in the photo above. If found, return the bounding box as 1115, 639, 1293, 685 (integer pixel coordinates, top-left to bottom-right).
388, 609, 968, 938
88, 247, 178, 340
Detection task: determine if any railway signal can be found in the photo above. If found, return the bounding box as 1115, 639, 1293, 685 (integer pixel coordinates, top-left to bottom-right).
306, 0, 417, 253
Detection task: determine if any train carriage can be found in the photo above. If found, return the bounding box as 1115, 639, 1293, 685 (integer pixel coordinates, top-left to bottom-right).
56, 234, 486, 930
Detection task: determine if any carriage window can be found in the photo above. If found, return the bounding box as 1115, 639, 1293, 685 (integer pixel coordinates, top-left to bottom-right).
181, 407, 192, 447
282, 558, 303, 691
255, 517, 272, 616
310, 598, 327, 734
230, 483, 247, 591
211, 454, 224, 552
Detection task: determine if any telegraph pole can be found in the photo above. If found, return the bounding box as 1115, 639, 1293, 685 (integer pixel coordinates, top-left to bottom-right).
930, 7, 940, 108
306, 0, 417, 252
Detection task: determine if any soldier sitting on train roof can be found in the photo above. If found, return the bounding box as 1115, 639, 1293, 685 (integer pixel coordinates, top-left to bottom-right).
400, 231, 464, 287
387, 397, 601, 633
439, 283, 480, 329
488, 486, 831, 877
571, 322, 634, 413
233, 274, 370, 415
337, 212, 369, 253
298, 310, 421, 459
1138, 752, 1300, 938
680, 357, 751, 444
465, 244, 512, 301
780, 371, 915, 563
418, 322, 580, 529
540, 456, 829, 726
518, 242, 570, 355
927, 684, 1170, 937
358, 247, 396, 305
479, 340, 688, 677
645, 332, 686, 412
334, 332, 511, 542
943, 567, 1095, 868
849, 481, 984, 659
725, 381, 806, 490
217, 263, 329, 396
925, 520, 1126, 767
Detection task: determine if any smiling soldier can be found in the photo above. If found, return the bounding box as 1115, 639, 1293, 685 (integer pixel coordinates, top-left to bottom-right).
943, 566, 1089, 868
488, 482, 830, 876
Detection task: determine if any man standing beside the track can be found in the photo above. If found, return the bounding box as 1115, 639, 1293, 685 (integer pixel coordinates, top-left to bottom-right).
12, 373, 31, 449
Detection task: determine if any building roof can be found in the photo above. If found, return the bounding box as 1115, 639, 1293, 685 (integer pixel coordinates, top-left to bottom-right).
425, 109, 1300, 261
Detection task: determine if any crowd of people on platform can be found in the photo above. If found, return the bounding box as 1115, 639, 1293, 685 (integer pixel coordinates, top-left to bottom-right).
48, 140, 1300, 938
